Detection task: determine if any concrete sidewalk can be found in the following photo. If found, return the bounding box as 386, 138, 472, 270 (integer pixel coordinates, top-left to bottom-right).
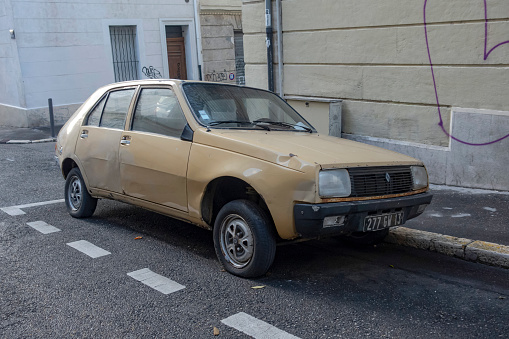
1, 126, 507, 269
0, 125, 63, 144
386, 185, 509, 269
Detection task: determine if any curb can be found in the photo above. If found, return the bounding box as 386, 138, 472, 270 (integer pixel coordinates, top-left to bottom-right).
385, 227, 509, 269
1, 138, 56, 144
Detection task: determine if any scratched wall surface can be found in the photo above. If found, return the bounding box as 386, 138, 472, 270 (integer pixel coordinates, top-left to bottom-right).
241, 0, 509, 147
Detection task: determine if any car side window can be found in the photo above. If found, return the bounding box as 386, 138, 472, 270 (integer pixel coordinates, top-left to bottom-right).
85, 96, 106, 126
131, 88, 187, 138
100, 89, 135, 129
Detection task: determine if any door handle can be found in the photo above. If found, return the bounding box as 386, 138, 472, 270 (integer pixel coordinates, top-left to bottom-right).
120, 135, 131, 145
80, 130, 88, 138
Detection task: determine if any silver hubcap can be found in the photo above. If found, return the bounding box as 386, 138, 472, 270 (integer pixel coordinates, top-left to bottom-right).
220, 214, 254, 268
68, 175, 82, 211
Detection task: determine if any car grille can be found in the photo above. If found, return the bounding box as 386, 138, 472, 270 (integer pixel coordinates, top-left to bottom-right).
348, 166, 413, 197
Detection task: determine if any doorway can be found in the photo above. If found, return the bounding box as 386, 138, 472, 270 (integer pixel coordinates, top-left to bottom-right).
165, 26, 187, 80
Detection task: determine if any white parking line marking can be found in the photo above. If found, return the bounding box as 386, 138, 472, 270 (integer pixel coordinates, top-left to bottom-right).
67, 240, 111, 258
451, 213, 471, 218
127, 268, 185, 295
1, 199, 65, 216
26, 221, 61, 234
221, 312, 300, 339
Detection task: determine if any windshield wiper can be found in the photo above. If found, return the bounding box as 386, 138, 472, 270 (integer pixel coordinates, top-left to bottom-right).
253, 120, 313, 133
206, 120, 271, 131
208, 120, 252, 126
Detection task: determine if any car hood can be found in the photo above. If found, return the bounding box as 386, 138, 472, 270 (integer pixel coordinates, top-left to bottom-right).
194, 129, 422, 172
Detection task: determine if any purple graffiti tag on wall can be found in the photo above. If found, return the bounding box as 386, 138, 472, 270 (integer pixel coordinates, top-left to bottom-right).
423, 0, 509, 146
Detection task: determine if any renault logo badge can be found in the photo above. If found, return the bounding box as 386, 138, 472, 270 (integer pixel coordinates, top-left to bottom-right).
385, 173, 391, 183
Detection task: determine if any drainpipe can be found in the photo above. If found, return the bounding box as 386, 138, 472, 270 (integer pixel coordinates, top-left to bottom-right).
265, 0, 274, 92
276, 0, 283, 97
193, 0, 204, 80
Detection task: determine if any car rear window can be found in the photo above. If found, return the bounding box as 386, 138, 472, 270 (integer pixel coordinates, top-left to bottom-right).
86, 96, 106, 126
100, 89, 136, 129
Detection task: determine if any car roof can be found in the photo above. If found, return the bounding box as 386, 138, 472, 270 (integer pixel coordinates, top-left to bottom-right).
100, 79, 237, 92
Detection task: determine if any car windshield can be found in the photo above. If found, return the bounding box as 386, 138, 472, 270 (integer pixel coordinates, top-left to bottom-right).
182, 83, 316, 132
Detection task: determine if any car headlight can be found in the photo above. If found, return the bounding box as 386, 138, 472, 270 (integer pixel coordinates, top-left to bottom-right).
411, 166, 428, 190
319, 169, 351, 198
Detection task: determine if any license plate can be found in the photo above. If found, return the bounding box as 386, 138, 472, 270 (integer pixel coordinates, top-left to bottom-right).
364, 212, 404, 232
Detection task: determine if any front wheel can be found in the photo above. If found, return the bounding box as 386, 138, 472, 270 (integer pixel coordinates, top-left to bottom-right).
65, 167, 97, 218
213, 200, 276, 278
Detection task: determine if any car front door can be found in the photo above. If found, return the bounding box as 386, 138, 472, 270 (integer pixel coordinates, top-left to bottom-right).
118, 87, 191, 212
74, 88, 136, 193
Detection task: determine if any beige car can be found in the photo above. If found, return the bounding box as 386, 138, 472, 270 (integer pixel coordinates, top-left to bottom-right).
56, 80, 432, 277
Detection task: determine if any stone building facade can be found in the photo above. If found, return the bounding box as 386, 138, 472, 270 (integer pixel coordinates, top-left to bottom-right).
200, 0, 244, 85
241, 0, 509, 191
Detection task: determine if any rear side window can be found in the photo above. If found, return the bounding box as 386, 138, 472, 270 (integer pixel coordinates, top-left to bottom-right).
86, 97, 106, 126
131, 88, 187, 138
100, 89, 136, 129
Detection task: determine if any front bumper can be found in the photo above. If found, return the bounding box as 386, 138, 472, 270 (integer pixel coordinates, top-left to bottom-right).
294, 192, 433, 238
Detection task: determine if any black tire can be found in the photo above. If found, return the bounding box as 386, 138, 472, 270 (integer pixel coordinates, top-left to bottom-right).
339, 228, 389, 246
213, 199, 276, 278
65, 167, 97, 218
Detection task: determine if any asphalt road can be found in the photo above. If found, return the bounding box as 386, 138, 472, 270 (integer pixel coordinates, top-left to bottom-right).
1, 143, 508, 338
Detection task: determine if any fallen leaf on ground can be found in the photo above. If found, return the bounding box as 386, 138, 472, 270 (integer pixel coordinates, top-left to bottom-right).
134, 236, 143, 240
251, 285, 265, 289
389, 265, 395, 268
213, 327, 220, 336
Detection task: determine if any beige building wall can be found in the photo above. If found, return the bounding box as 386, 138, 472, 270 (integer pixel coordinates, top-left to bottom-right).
200, 0, 243, 84
242, 0, 509, 191
242, 0, 509, 147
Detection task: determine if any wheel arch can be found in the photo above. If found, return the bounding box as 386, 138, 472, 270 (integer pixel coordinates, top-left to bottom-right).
200, 176, 276, 234
61, 158, 78, 179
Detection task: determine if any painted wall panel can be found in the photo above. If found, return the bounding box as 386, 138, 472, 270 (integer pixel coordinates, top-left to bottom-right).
341, 100, 451, 146
11, 2, 193, 20
20, 58, 109, 78
201, 0, 241, 11
14, 18, 102, 33
279, 22, 509, 66
16, 32, 104, 48
17, 45, 105, 63
24, 73, 110, 107
281, 0, 508, 31
283, 65, 509, 112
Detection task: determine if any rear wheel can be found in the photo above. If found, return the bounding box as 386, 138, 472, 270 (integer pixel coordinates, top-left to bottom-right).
65, 167, 97, 218
339, 228, 389, 246
213, 200, 276, 278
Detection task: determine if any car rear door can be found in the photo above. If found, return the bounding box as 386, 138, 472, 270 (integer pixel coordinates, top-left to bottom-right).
118, 86, 191, 212
74, 87, 136, 193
